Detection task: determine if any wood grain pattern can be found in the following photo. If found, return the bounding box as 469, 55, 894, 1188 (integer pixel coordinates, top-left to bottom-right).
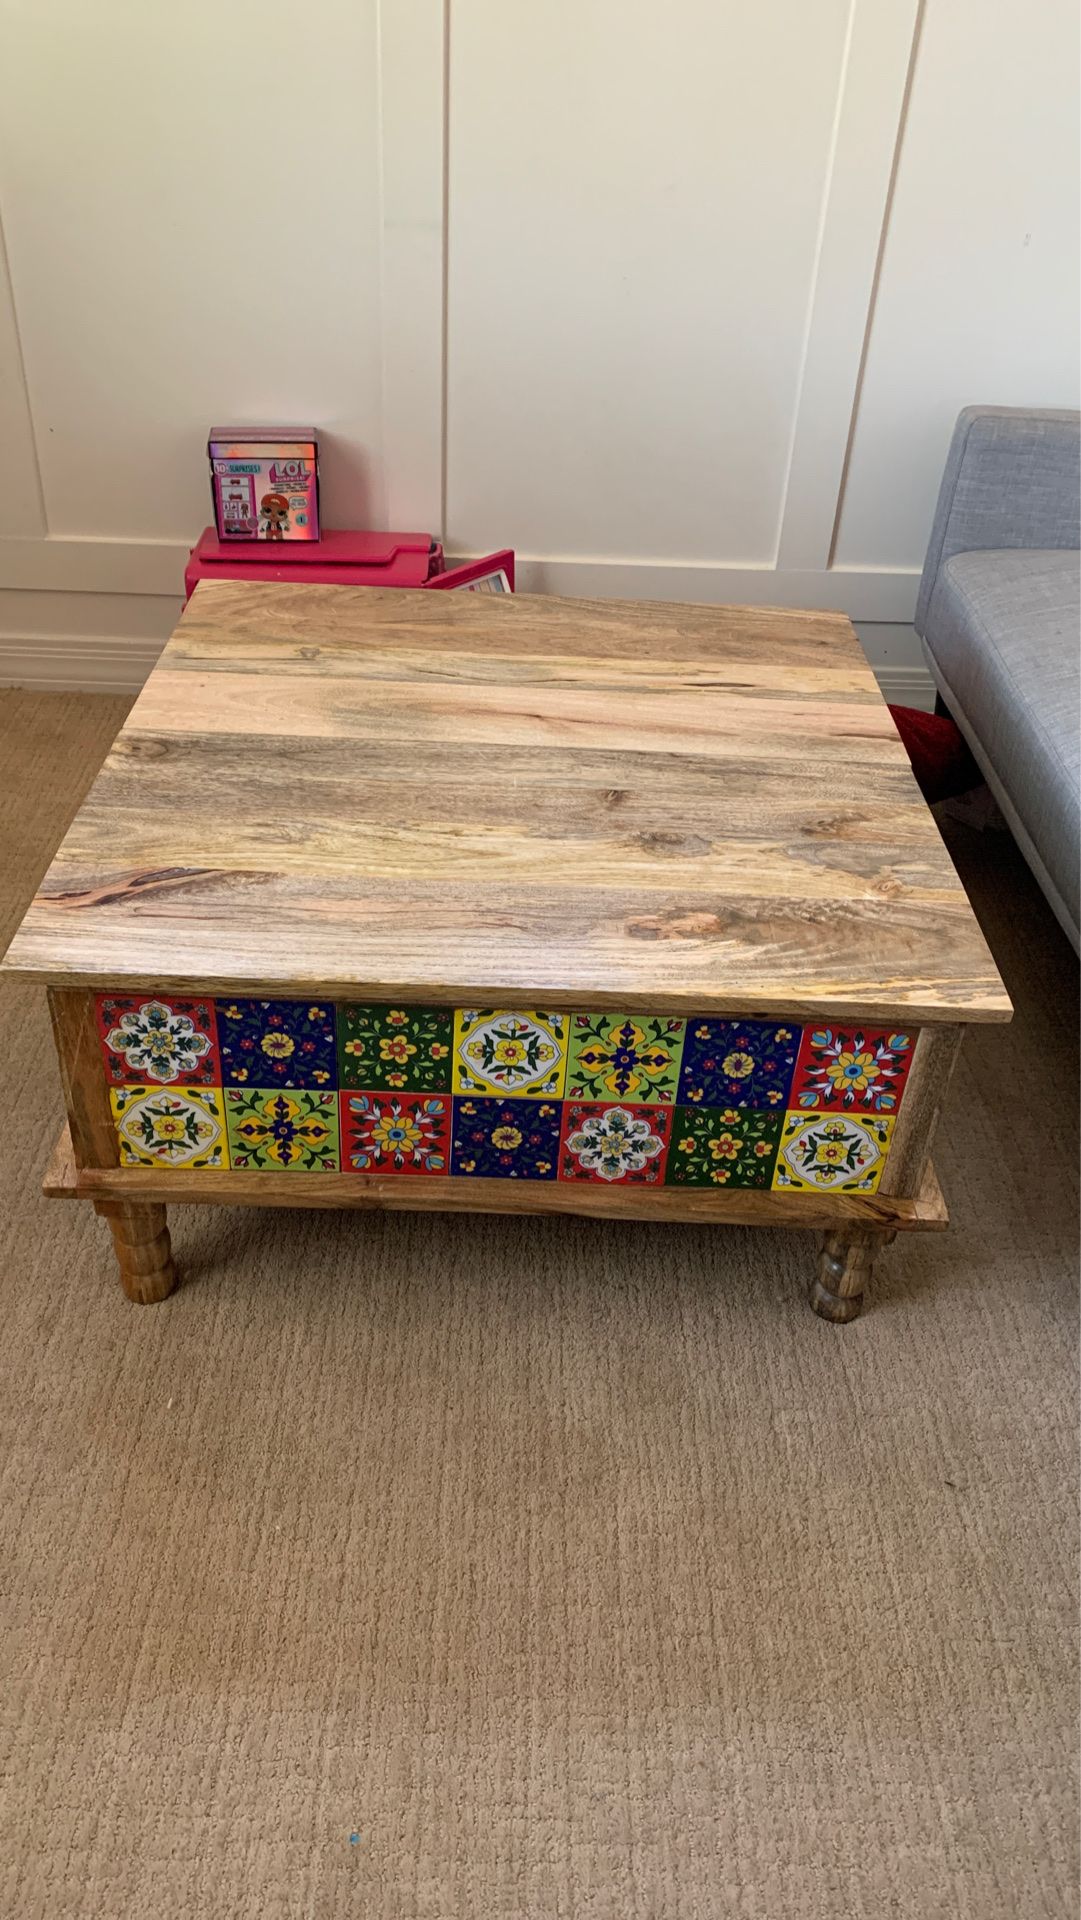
47, 988, 120, 1169
876, 1024, 964, 1196
3, 581, 1011, 1024
92, 1200, 178, 1304
43, 1126, 949, 1231
811, 1228, 896, 1323
42, 1124, 78, 1198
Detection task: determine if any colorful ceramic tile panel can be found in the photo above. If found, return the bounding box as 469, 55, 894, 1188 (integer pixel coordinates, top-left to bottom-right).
338, 1004, 453, 1092
676, 1018, 799, 1110
97, 993, 219, 1086
665, 1106, 783, 1188
791, 1026, 915, 1113
95, 992, 914, 1185
771, 1111, 895, 1194
452, 1010, 568, 1098
341, 1092, 450, 1174
450, 1097, 562, 1178
225, 1088, 340, 1170
111, 1085, 228, 1168
565, 1012, 685, 1104
217, 999, 337, 1089
558, 1102, 672, 1185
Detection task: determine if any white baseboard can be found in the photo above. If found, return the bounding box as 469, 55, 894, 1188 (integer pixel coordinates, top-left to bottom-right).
0, 626, 936, 708
873, 665, 936, 710
0, 632, 168, 694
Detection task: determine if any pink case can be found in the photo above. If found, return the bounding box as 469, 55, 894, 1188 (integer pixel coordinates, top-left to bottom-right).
428, 550, 516, 591
184, 531, 516, 603
185, 527, 440, 599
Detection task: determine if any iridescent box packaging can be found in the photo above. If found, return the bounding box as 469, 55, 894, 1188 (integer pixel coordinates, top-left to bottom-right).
208, 427, 320, 541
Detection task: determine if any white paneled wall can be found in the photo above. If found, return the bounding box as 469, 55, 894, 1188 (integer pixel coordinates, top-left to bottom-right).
447, 1, 851, 564
0, 0, 1077, 694
834, 0, 1081, 567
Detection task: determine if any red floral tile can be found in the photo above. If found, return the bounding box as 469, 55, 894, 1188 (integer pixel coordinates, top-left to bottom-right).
96, 993, 219, 1087
558, 1102, 671, 1185
341, 1091, 450, 1174
791, 1026, 915, 1114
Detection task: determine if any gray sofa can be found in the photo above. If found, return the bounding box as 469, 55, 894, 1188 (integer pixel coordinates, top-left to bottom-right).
916, 406, 1080, 952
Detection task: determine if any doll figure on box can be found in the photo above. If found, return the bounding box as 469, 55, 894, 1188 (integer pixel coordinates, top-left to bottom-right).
260, 492, 290, 540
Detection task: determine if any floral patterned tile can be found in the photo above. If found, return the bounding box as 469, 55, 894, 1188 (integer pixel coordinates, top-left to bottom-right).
216, 999, 337, 1089
110, 1085, 228, 1168
790, 1026, 915, 1114
676, 1019, 799, 1110
338, 1005, 453, 1092
225, 1088, 340, 1170
558, 1102, 671, 1185
341, 1091, 450, 1174
97, 994, 219, 1087
565, 1012, 685, 1104
452, 1010, 568, 1099
665, 1106, 782, 1188
771, 1111, 895, 1193
450, 1098, 561, 1178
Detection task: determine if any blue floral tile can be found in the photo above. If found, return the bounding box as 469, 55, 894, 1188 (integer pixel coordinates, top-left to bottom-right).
450, 1097, 561, 1178
676, 1018, 799, 1110
216, 999, 337, 1090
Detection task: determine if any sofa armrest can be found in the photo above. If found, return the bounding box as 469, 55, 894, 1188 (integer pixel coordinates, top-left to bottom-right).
915, 406, 1080, 636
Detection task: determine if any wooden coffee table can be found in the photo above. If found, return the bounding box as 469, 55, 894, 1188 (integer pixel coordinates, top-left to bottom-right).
2, 582, 1011, 1321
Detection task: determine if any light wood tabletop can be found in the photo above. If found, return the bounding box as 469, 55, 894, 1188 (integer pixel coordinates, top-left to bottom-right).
4, 580, 1010, 1027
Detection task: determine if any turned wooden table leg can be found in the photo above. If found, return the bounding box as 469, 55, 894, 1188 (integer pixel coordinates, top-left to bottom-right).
810, 1229, 895, 1323
93, 1201, 179, 1304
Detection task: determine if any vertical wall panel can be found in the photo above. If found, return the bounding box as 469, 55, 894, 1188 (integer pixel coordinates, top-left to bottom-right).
446, 0, 850, 563
834, 0, 1081, 568
0, 2, 385, 540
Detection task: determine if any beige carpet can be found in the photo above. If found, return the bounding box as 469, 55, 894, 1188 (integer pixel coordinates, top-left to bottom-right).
0, 687, 1077, 1920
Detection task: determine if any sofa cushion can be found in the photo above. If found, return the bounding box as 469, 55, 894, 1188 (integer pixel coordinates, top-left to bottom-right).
923, 548, 1080, 941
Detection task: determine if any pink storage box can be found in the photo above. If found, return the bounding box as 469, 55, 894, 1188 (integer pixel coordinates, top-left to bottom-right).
184, 529, 515, 601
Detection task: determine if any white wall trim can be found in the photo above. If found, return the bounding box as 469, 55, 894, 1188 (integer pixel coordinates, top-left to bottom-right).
0, 632, 168, 693
0, 536, 191, 595
0, 533, 923, 621
0, 209, 47, 538
775, 0, 920, 570
514, 556, 920, 622
377, 0, 447, 535
0, 625, 934, 707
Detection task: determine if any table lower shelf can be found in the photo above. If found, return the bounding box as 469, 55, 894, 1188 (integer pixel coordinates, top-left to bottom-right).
44, 1126, 948, 1232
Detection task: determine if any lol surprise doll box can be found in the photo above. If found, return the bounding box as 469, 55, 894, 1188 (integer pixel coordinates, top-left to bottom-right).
208, 427, 319, 541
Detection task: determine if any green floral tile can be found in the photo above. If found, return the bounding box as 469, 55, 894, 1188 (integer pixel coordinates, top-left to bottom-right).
338, 1004, 453, 1091
665, 1105, 782, 1188
565, 1012, 685, 1104
225, 1088, 339, 1171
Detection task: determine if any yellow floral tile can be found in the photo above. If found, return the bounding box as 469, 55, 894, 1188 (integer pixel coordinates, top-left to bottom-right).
771, 1110, 894, 1194
110, 1085, 228, 1169
452, 1010, 568, 1099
